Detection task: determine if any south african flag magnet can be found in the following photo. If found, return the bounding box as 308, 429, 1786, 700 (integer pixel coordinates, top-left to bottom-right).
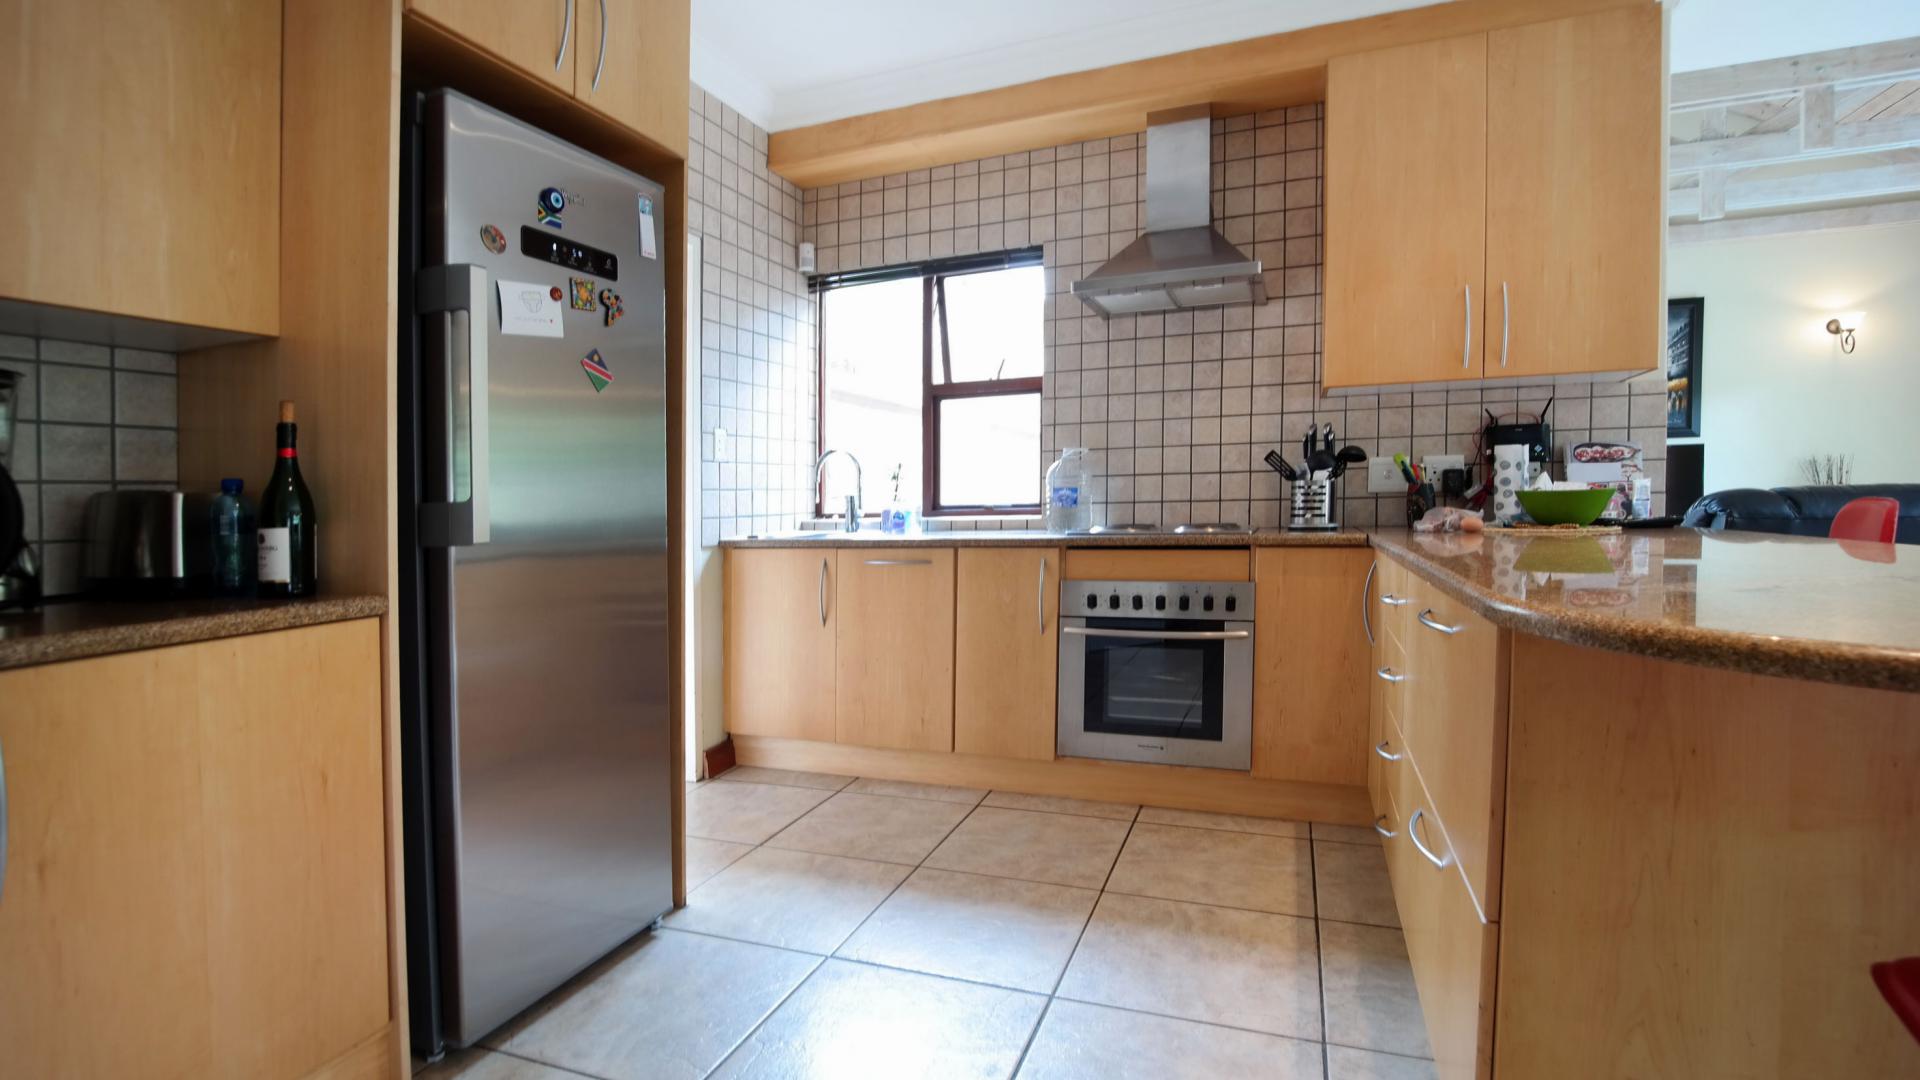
580, 348, 613, 393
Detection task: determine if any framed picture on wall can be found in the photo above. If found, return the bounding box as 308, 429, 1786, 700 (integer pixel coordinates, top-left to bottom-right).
1667, 297, 1704, 438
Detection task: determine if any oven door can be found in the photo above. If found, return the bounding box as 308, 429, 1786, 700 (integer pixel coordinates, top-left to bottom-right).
1056, 616, 1253, 770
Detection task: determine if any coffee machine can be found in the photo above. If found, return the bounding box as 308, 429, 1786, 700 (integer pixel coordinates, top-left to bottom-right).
0, 370, 42, 610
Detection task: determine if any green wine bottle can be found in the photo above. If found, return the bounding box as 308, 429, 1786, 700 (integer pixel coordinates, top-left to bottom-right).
257, 399, 317, 597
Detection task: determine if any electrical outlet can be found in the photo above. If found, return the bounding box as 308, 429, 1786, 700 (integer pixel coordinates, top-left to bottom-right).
713, 426, 731, 462
1366, 457, 1406, 494
1423, 453, 1466, 477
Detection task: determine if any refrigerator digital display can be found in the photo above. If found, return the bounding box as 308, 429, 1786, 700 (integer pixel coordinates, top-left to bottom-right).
519, 225, 619, 281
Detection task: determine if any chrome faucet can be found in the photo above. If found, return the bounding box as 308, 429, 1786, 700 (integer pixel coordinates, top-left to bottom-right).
814, 449, 865, 533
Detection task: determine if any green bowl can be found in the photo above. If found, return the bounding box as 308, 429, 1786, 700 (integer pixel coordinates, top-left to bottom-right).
1516, 488, 1615, 526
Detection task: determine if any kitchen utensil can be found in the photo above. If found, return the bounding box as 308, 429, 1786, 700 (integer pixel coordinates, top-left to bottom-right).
1262, 449, 1296, 482
1331, 445, 1368, 478
1323, 423, 1335, 456
1515, 488, 1615, 526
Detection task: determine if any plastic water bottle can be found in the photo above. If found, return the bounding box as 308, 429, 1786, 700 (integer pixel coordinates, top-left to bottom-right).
211, 478, 256, 595
1044, 448, 1092, 533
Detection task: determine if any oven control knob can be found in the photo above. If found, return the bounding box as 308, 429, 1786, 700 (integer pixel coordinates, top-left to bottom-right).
1225, 595, 1237, 613
1202, 595, 1215, 612
1178, 596, 1190, 612
1155, 596, 1167, 611
1108, 594, 1121, 610
1129, 595, 1141, 610
1086, 594, 1098, 610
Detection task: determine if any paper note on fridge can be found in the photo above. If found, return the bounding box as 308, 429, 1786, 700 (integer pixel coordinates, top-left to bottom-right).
497, 279, 565, 338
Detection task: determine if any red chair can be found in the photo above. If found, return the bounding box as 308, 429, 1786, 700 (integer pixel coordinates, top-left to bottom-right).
1872, 958, 1920, 1045
1829, 496, 1900, 543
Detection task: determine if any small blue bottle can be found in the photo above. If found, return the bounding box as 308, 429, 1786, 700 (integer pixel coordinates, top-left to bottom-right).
211, 478, 256, 596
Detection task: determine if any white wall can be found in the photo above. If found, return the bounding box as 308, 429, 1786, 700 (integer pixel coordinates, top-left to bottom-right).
1667, 219, 1920, 494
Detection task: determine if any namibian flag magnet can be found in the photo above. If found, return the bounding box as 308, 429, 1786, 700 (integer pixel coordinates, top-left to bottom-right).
580, 349, 613, 393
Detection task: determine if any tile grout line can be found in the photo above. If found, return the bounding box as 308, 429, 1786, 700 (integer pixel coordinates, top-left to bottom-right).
1311, 832, 1330, 1079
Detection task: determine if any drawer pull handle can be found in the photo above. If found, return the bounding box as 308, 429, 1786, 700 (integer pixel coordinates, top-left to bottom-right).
1381, 593, 1409, 607
1373, 814, 1396, 839
863, 558, 933, 566
1374, 740, 1403, 762
1408, 808, 1452, 869
818, 558, 828, 627
1375, 666, 1405, 684
1417, 609, 1462, 635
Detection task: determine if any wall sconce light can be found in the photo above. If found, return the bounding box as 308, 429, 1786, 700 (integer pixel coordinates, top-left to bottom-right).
1825, 311, 1864, 354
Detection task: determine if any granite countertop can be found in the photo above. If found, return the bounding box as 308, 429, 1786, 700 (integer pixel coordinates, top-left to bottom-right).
1367, 528, 1920, 693
0, 594, 388, 671
721, 528, 1370, 549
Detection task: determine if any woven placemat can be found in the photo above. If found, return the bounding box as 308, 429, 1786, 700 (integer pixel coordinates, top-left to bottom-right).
1488, 522, 1624, 536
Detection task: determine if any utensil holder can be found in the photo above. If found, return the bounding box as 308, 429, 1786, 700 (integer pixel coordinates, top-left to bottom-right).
1288, 475, 1339, 531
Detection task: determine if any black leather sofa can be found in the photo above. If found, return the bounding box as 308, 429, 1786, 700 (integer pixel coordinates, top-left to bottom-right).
1681, 484, 1920, 543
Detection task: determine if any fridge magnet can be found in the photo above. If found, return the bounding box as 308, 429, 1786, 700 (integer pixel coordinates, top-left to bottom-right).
580, 349, 614, 393
478, 224, 507, 254
569, 277, 598, 311
548, 285, 564, 302
536, 186, 566, 229
496, 279, 564, 338
637, 195, 658, 259
599, 288, 625, 327
1667, 297, 1704, 438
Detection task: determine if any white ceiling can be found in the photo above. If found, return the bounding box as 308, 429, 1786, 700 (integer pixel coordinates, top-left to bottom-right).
691, 0, 1920, 133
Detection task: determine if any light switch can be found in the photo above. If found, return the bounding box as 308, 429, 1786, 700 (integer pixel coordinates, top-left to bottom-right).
1366, 457, 1405, 494
713, 426, 731, 461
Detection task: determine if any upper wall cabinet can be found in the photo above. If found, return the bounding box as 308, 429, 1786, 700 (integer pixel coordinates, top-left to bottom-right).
408, 0, 689, 158
1323, 4, 1663, 390
0, 0, 281, 336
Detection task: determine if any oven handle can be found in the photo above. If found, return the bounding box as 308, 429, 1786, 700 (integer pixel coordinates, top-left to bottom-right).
1061, 626, 1250, 641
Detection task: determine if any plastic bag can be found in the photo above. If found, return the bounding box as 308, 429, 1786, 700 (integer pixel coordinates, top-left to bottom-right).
1413, 506, 1486, 534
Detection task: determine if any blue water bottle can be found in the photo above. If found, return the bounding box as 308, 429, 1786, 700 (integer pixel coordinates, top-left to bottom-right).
211, 478, 256, 595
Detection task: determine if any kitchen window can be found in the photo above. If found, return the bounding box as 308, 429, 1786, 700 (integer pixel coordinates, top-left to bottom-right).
815, 248, 1044, 516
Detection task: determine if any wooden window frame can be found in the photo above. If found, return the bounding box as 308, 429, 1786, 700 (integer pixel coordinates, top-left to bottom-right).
814, 248, 1044, 518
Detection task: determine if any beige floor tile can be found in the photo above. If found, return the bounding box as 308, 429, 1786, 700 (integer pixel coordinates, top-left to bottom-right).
845, 776, 988, 805
415, 1048, 583, 1080
490, 929, 817, 1080
837, 867, 1098, 992
924, 807, 1131, 888
666, 846, 910, 954
687, 781, 833, 844
1136, 806, 1307, 837
718, 766, 855, 791
1016, 999, 1324, 1079
1314, 821, 1385, 846
767, 792, 973, 864
686, 837, 755, 891
1315, 839, 1400, 928
1105, 822, 1314, 916
1057, 893, 1321, 1040
982, 790, 1139, 821
1326, 1045, 1439, 1080
710, 959, 1045, 1079
1320, 921, 1432, 1059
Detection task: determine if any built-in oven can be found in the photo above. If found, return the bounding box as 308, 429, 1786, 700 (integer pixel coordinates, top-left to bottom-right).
1057, 579, 1255, 770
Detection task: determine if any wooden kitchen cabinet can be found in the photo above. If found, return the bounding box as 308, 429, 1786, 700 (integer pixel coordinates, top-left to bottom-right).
1325, 33, 1488, 388
0, 619, 389, 1079
955, 548, 1060, 760
0, 0, 280, 335
1251, 547, 1374, 785
1324, 5, 1662, 389
407, 0, 577, 94
575, 0, 691, 157
1484, 6, 1663, 380
724, 548, 837, 742
835, 548, 956, 752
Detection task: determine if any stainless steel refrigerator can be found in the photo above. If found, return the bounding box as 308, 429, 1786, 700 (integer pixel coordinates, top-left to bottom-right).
399, 89, 672, 1057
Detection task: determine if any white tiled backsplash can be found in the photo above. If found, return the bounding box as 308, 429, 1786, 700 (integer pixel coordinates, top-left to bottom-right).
0, 334, 180, 594
800, 105, 1667, 531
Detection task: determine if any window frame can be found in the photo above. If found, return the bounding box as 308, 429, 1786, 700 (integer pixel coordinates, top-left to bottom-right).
813, 247, 1045, 518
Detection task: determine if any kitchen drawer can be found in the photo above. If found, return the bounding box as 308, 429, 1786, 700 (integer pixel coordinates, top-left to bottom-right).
1387, 756, 1498, 1080
1370, 714, 1407, 835
1063, 548, 1249, 582
1399, 585, 1507, 919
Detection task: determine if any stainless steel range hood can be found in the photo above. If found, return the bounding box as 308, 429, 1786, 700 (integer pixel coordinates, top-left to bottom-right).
1070, 107, 1266, 317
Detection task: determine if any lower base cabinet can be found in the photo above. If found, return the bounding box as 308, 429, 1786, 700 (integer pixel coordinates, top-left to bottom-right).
954, 547, 1060, 760
0, 619, 389, 1079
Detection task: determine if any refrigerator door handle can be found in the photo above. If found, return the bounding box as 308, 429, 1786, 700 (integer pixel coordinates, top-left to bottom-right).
417, 263, 492, 547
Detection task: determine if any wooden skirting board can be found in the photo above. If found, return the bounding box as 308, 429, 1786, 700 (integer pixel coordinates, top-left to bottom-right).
734, 736, 1373, 825
768, 0, 1650, 187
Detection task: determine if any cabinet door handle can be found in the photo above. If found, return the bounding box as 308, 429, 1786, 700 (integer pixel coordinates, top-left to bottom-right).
1373, 814, 1396, 839
1499, 280, 1511, 368
818, 557, 828, 627
1037, 556, 1047, 634
1361, 561, 1376, 646
555, 0, 573, 71
863, 558, 932, 567
1408, 808, 1452, 869
1375, 666, 1405, 684
1374, 739, 1403, 761
591, 0, 608, 91
0, 726, 8, 905
1462, 283, 1473, 369
1381, 593, 1409, 607
1417, 609, 1462, 635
